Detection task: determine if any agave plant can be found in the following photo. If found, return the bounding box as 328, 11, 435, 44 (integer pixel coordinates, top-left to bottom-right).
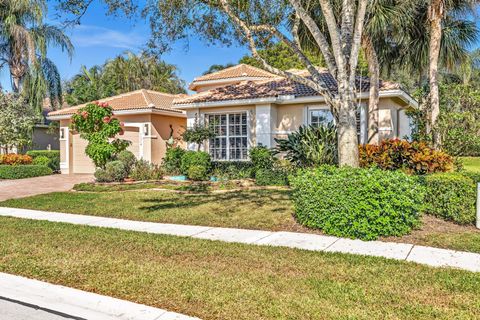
274, 124, 338, 167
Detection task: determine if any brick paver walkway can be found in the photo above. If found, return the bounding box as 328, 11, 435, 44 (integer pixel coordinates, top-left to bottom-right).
0, 175, 93, 201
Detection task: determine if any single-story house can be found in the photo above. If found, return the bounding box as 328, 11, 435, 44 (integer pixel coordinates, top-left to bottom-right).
48, 89, 186, 174
173, 64, 417, 161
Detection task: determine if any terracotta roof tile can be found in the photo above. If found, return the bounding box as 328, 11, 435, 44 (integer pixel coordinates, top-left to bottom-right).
175, 70, 403, 105
192, 64, 276, 82
48, 89, 185, 117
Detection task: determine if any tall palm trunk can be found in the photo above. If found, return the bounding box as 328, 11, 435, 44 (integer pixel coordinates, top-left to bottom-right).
428, 0, 444, 149
363, 36, 379, 143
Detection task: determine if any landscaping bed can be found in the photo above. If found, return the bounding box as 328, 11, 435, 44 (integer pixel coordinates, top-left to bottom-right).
1, 216, 480, 320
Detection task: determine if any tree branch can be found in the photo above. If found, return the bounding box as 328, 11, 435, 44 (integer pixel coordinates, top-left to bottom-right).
318, 0, 345, 74
349, 0, 368, 84
288, 0, 337, 77
218, 0, 334, 105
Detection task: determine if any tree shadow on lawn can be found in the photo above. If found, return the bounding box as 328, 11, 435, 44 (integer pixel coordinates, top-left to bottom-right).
138, 189, 292, 213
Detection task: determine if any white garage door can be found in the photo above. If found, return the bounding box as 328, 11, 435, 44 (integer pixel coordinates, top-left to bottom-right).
71, 127, 140, 174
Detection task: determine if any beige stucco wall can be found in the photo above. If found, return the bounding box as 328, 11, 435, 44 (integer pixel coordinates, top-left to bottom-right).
58, 113, 186, 174
150, 114, 186, 164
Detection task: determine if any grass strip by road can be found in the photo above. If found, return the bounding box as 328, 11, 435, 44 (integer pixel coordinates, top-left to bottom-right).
1, 217, 480, 320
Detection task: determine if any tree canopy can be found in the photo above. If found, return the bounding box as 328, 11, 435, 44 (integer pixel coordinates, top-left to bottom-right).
65, 51, 186, 105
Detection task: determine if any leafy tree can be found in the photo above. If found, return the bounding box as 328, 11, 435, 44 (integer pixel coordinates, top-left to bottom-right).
70, 102, 130, 168
0, 93, 38, 153
140, 0, 371, 167
65, 51, 185, 105
0, 0, 74, 112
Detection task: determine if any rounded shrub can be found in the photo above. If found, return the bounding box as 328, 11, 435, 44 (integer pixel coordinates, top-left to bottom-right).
0, 165, 52, 179
290, 166, 425, 240
116, 150, 137, 174
188, 165, 208, 181
0, 154, 32, 165
32, 156, 51, 167
94, 161, 127, 182
180, 151, 211, 175
250, 146, 274, 170
423, 173, 477, 224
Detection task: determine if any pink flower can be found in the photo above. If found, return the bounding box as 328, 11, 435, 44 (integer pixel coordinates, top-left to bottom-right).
119, 122, 125, 127
81, 111, 89, 119
102, 116, 111, 124
119, 128, 124, 136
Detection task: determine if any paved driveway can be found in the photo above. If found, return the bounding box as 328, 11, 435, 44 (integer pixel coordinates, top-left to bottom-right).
0, 175, 93, 201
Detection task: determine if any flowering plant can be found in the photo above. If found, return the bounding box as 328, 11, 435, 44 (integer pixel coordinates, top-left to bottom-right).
71, 102, 130, 168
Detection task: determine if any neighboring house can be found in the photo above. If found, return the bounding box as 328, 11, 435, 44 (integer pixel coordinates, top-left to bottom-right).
47, 89, 186, 174
173, 64, 417, 161
30, 103, 60, 151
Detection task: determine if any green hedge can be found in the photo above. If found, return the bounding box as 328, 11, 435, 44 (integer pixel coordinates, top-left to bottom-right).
180, 151, 211, 176
26, 150, 60, 171
423, 173, 477, 224
255, 168, 289, 186
0, 165, 53, 179
290, 166, 425, 240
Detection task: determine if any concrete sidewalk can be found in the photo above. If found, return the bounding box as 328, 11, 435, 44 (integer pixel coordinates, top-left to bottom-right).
0, 272, 199, 320
1, 207, 479, 273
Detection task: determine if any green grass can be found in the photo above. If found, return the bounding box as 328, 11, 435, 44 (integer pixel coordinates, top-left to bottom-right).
1, 217, 480, 320
460, 157, 480, 173
2, 189, 480, 253
1, 189, 299, 232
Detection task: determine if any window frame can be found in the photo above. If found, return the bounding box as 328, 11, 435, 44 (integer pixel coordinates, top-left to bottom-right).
205, 111, 250, 161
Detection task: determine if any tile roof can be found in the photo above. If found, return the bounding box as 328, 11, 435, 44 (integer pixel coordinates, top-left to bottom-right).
48, 89, 185, 117
191, 64, 276, 83
175, 69, 402, 105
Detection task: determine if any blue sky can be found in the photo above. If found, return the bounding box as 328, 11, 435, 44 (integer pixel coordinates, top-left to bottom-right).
0, 2, 249, 92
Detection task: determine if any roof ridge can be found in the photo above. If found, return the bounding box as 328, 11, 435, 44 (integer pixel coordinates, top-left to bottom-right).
141, 89, 155, 107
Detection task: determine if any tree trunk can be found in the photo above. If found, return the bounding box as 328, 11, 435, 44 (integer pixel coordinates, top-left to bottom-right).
9, 61, 26, 93
363, 37, 380, 143
428, 0, 443, 149
336, 75, 360, 167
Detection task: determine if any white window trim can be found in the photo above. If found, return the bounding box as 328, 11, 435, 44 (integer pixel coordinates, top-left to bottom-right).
203, 110, 251, 161
60, 127, 69, 171
304, 105, 330, 126
122, 122, 150, 161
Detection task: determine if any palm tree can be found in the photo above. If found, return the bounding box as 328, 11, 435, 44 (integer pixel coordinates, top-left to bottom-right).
102, 51, 186, 94
0, 0, 73, 112
425, 0, 478, 148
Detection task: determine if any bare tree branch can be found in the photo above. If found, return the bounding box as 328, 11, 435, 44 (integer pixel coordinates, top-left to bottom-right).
288, 0, 337, 76
318, 0, 345, 74
349, 0, 368, 84
218, 0, 334, 104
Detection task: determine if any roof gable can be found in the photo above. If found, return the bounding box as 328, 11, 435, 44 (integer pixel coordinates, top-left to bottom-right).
48, 89, 185, 117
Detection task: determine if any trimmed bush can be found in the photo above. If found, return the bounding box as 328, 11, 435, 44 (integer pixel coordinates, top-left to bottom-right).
32, 155, 51, 167
163, 147, 185, 175
461, 171, 480, 184
26, 150, 60, 171
116, 150, 137, 174
423, 173, 476, 224
359, 139, 454, 175
0, 154, 32, 165
250, 146, 275, 170
0, 165, 52, 179
212, 161, 255, 180
130, 160, 163, 181
290, 166, 425, 240
180, 151, 211, 175
188, 165, 209, 181
94, 161, 128, 183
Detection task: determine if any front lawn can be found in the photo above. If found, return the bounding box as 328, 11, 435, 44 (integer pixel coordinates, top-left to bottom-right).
2, 188, 480, 253
460, 157, 480, 173
1, 217, 480, 320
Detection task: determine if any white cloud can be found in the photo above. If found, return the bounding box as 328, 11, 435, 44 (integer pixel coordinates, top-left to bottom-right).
70, 25, 146, 49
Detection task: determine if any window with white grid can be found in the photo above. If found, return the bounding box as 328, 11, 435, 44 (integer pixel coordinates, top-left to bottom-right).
309, 109, 334, 127
208, 112, 248, 161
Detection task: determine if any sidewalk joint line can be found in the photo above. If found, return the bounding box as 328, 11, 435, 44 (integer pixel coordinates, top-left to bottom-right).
405, 244, 415, 261
323, 238, 340, 251
0, 296, 86, 320
252, 232, 275, 244
190, 227, 215, 237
